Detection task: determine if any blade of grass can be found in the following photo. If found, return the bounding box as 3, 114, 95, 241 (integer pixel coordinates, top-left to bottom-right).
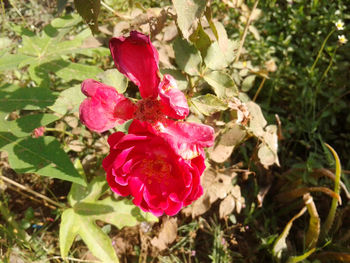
320, 143, 342, 240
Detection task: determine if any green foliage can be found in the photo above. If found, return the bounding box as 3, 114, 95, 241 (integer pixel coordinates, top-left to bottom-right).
172, 0, 208, 39
191, 94, 228, 116
0, 134, 86, 186
0, 14, 103, 87
49, 85, 85, 115
203, 71, 237, 98
0, 113, 59, 137
60, 176, 158, 262
74, 0, 101, 34
98, 69, 129, 93
173, 37, 202, 76
0, 84, 56, 112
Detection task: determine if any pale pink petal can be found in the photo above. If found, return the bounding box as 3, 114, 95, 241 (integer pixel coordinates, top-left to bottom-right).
109, 31, 160, 99
158, 74, 189, 119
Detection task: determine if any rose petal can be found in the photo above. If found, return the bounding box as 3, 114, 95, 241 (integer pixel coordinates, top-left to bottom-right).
109, 31, 160, 99
128, 177, 145, 205
79, 79, 136, 132
158, 74, 189, 119
157, 119, 215, 159
106, 171, 130, 196
164, 199, 183, 216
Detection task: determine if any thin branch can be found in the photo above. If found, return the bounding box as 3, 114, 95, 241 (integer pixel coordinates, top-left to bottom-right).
0, 176, 65, 209
5, 184, 57, 210
235, 0, 259, 63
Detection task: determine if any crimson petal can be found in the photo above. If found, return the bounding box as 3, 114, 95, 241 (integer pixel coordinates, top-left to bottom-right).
79, 79, 136, 133
159, 74, 189, 119
109, 31, 160, 99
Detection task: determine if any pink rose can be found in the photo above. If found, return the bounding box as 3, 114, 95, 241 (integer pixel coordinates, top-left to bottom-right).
79, 79, 136, 133
102, 120, 206, 216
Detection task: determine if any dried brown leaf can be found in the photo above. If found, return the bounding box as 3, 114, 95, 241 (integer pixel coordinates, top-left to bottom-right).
208, 144, 234, 163
151, 217, 177, 251
219, 195, 235, 218
183, 169, 239, 217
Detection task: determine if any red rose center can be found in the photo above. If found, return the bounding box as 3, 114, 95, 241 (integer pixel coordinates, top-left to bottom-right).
139, 156, 172, 185
134, 98, 165, 123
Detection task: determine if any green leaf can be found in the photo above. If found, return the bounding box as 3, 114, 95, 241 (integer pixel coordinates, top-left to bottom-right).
173, 37, 202, 76
191, 94, 228, 116
16, 15, 88, 74
172, 0, 208, 39
241, 75, 256, 92
49, 85, 85, 115
203, 71, 237, 98
93, 197, 158, 229
0, 54, 32, 72
0, 84, 56, 112
61, 177, 158, 262
74, 0, 101, 34
60, 209, 80, 258
30, 60, 103, 84
77, 219, 118, 263
0, 114, 59, 137
189, 23, 211, 57
98, 69, 128, 93
204, 40, 238, 70
0, 135, 86, 186
60, 208, 119, 263
68, 176, 109, 206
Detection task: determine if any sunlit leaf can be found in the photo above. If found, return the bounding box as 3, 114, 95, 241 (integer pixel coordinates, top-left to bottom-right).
98, 69, 128, 94
0, 135, 86, 186
191, 94, 228, 116
49, 85, 85, 115
173, 37, 202, 76
241, 75, 256, 92
172, 0, 208, 39
0, 53, 32, 72
203, 71, 238, 98
303, 194, 320, 250
61, 177, 158, 262
204, 40, 238, 70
